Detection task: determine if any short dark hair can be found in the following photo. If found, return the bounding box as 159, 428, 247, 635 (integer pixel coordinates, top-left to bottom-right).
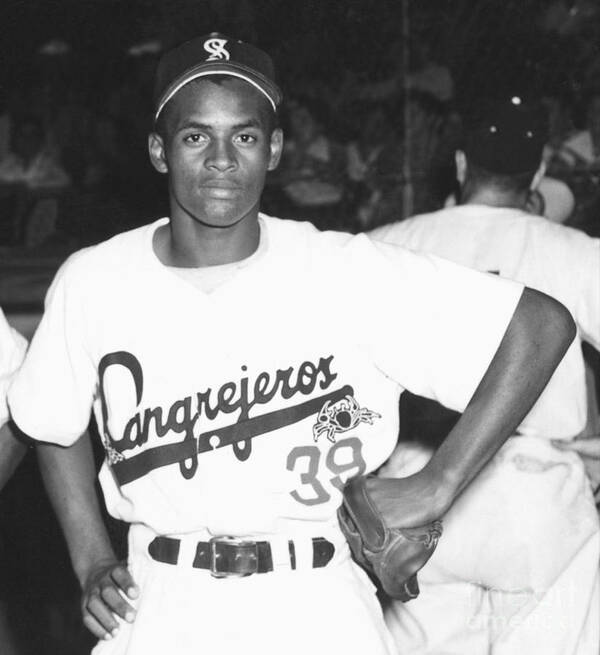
153, 75, 279, 141
463, 159, 537, 198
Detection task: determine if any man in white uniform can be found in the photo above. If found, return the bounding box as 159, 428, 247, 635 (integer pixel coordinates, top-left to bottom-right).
7, 38, 575, 655
371, 97, 600, 654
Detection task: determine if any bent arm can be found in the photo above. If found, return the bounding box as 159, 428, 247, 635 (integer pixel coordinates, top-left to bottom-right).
0, 421, 28, 492
374, 287, 576, 526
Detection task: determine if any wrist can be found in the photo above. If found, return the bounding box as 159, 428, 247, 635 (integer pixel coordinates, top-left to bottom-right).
72, 544, 118, 588
421, 461, 461, 515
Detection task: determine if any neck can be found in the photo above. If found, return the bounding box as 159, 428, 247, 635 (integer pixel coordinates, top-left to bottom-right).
460, 187, 528, 211
154, 211, 261, 268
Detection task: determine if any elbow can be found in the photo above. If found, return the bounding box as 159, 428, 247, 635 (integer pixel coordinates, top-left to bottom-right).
523, 287, 576, 352
559, 302, 577, 347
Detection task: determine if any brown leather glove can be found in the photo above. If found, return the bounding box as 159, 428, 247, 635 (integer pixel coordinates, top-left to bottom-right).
338, 475, 443, 601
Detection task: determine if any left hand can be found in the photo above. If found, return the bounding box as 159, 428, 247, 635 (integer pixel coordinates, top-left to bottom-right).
365, 468, 451, 529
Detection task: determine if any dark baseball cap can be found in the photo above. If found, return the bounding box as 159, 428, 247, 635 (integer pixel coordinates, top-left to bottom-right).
153, 32, 283, 121
462, 96, 548, 174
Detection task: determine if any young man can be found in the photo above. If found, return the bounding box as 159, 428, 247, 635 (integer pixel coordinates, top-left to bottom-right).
371, 97, 600, 654
7, 36, 575, 655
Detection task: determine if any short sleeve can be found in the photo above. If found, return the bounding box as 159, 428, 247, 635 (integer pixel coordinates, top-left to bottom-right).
573, 234, 600, 350
0, 308, 27, 428
7, 257, 96, 445
354, 238, 524, 412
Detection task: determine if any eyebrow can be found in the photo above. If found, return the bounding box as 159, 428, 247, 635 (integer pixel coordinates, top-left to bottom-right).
176, 118, 265, 132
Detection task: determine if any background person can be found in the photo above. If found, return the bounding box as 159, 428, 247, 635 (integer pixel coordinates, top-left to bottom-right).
370, 96, 600, 655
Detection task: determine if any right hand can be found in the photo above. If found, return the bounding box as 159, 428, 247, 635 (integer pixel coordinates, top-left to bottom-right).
81, 559, 139, 640
365, 467, 450, 529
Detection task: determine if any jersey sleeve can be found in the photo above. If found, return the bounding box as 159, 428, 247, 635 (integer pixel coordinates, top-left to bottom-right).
0, 308, 27, 428
573, 234, 600, 350
7, 256, 96, 445
354, 237, 524, 412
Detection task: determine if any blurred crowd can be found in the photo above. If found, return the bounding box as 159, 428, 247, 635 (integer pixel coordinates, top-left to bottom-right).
0, 37, 456, 248
1, 1, 600, 257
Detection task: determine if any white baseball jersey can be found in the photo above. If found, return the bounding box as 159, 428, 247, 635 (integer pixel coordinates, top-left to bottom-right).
8, 215, 523, 655
0, 307, 27, 428
371, 205, 600, 441
8, 214, 522, 537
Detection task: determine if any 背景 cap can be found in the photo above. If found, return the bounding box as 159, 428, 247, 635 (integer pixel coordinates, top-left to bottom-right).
153, 33, 283, 121
462, 96, 548, 175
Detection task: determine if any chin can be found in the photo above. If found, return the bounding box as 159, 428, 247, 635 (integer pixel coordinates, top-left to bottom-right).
196, 205, 253, 229
200, 199, 259, 227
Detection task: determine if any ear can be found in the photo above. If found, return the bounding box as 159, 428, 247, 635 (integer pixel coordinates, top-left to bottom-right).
268, 128, 284, 171
530, 160, 546, 191
455, 150, 467, 184
148, 132, 168, 174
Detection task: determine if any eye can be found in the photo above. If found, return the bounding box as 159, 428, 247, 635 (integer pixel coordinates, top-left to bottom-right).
183, 133, 207, 145
234, 133, 258, 145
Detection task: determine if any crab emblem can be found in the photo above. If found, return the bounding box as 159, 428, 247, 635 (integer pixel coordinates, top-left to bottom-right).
312, 395, 381, 443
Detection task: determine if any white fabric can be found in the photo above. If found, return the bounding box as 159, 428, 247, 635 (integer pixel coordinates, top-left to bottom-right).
371, 205, 600, 441
8, 214, 523, 654
370, 206, 600, 654
380, 440, 600, 655
0, 307, 27, 428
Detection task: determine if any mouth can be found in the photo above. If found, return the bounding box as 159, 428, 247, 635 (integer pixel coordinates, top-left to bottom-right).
199, 180, 243, 200
200, 180, 243, 199
201, 179, 241, 190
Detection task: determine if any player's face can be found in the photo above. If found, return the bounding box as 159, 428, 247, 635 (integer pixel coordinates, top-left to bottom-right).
149, 78, 282, 229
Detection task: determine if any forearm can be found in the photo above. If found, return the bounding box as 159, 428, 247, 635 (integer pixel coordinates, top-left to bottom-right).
0, 421, 28, 492
36, 432, 117, 586
427, 286, 576, 507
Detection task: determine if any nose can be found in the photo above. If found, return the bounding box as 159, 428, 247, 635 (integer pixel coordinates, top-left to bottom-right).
205, 138, 237, 172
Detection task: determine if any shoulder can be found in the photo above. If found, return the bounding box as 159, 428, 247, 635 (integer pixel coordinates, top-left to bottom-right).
518, 212, 598, 247
51, 220, 162, 294
262, 213, 413, 272
367, 209, 449, 245
262, 213, 355, 251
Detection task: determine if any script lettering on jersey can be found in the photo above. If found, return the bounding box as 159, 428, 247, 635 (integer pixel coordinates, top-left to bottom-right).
97, 351, 338, 480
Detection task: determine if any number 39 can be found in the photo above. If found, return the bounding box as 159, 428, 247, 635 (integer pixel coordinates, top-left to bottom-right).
286, 437, 367, 506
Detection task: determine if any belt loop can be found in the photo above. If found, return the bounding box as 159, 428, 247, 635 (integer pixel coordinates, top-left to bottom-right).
269, 535, 292, 571
178, 535, 200, 566
294, 537, 314, 570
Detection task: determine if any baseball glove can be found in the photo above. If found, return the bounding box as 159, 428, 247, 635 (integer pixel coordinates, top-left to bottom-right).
338, 475, 443, 601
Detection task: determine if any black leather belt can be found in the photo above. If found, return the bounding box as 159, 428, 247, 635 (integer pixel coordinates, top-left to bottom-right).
148, 535, 335, 577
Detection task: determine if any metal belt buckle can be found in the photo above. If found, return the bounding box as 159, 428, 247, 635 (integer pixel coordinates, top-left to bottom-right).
209, 536, 259, 578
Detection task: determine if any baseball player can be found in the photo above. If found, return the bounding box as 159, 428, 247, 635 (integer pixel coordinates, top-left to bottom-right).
7, 35, 575, 655
370, 97, 600, 654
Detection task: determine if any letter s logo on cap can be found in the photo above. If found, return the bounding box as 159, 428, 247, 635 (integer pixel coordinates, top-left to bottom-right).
204, 38, 230, 61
